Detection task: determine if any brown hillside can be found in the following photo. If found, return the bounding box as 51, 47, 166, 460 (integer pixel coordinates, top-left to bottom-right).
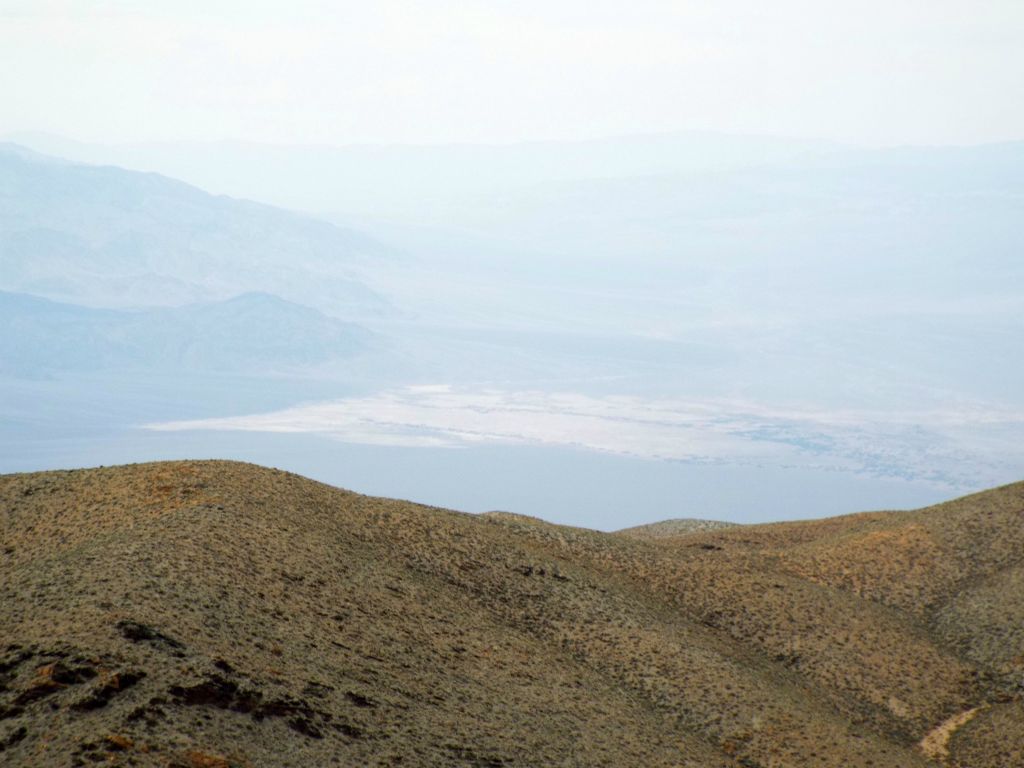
1, 461, 1021, 767
615, 518, 738, 539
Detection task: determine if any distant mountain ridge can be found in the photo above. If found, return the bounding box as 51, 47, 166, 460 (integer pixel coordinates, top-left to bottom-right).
0, 290, 373, 375
0, 143, 388, 319
2, 131, 841, 217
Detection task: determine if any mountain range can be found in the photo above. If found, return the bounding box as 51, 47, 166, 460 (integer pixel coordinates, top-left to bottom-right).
2, 135, 1022, 526
0, 290, 372, 376
0, 143, 387, 319
3, 131, 840, 218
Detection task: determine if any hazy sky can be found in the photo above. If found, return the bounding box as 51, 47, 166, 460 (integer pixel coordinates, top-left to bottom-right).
2, 0, 1023, 147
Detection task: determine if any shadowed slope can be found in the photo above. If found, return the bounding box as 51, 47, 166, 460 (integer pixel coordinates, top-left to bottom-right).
1, 462, 1021, 767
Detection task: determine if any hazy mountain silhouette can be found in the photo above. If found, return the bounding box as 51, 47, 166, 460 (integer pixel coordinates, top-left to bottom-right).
0, 291, 374, 375
3, 131, 840, 217
0, 144, 388, 319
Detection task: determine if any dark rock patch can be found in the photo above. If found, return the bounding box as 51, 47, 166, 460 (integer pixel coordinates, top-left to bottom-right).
0, 725, 27, 752
117, 619, 186, 655
169, 673, 336, 740
72, 669, 145, 711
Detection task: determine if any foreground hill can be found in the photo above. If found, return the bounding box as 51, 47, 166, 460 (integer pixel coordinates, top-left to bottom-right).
1, 462, 1021, 767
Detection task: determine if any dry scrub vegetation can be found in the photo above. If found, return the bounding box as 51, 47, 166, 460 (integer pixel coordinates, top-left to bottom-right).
1, 461, 1021, 767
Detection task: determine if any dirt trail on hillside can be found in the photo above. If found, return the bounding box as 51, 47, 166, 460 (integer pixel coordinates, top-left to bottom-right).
919, 705, 984, 762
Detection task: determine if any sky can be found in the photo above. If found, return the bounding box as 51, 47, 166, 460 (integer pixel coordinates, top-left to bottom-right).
1, 0, 1023, 147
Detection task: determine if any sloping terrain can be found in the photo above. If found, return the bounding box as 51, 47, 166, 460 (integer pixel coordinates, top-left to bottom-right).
0, 144, 386, 318
615, 518, 738, 539
1, 461, 1021, 767
0, 291, 372, 375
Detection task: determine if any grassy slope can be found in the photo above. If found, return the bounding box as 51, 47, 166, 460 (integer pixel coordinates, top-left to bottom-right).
1, 461, 1021, 767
